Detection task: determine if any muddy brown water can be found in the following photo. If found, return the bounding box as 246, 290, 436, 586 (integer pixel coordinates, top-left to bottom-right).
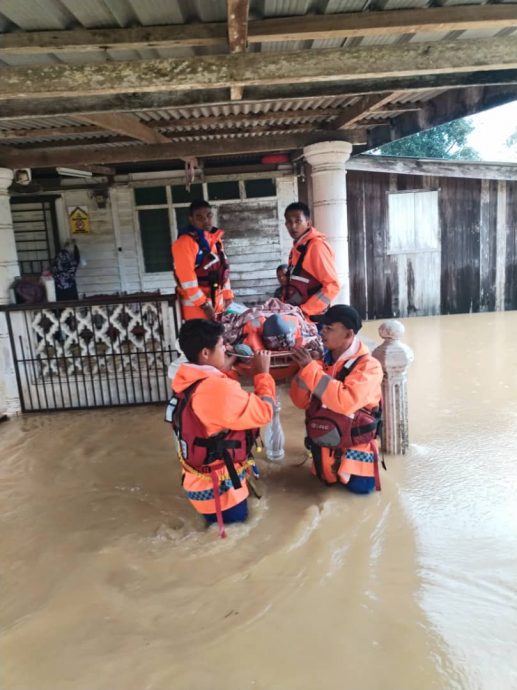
1, 312, 517, 690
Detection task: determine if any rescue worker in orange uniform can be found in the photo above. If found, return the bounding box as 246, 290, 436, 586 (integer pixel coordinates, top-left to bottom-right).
290, 305, 383, 494
168, 319, 274, 537
282, 202, 340, 320
171, 200, 233, 321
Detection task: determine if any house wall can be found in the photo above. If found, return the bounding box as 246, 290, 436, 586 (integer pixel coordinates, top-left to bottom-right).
347, 170, 517, 319
10, 173, 297, 304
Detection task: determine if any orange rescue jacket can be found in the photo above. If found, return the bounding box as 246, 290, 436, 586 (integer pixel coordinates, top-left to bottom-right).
284, 227, 340, 318
171, 362, 275, 534
289, 340, 383, 486
172, 227, 234, 320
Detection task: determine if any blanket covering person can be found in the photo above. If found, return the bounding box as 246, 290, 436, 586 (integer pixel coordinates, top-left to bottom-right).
221, 298, 322, 356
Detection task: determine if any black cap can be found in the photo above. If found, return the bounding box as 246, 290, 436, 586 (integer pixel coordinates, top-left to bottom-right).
312, 305, 362, 333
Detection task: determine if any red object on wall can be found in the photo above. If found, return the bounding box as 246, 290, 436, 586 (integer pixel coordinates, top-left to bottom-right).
261, 154, 289, 165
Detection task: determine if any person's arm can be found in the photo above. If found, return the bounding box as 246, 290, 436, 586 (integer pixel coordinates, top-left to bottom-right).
220, 238, 234, 302
194, 374, 276, 431
300, 239, 340, 317
289, 370, 313, 409
296, 357, 383, 415
171, 235, 210, 310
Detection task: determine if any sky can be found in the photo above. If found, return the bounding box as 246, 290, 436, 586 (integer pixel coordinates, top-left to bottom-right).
466, 100, 517, 162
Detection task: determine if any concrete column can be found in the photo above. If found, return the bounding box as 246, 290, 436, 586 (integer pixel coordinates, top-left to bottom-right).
372, 320, 414, 455
303, 141, 353, 304
0, 168, 21, 415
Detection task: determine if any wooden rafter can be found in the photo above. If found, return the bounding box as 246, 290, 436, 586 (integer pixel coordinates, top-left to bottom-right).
1, 70, 516, 121
1, 37, 516, 100
330, 93, 402, 130
0, 130, 363, 169
0, 106, 424, 140
72, 113, 170, 144
227, 0, 250, 101
0, 6, 515, 55
0, 125, 100, 140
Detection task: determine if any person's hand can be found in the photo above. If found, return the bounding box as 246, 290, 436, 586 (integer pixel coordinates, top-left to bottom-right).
290, 347, 313, 369
251, 350, 271, 376
201, 302, 216, 320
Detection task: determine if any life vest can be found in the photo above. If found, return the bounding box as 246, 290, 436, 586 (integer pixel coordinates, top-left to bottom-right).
177, 228, 230, 307
305, 356, 383, 488
283, 240, 323, 307
166, 380, 259, 492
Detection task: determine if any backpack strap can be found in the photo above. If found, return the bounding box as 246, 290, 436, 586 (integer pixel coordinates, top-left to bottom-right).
290, 239, 311, 276
335, 355, 364, 382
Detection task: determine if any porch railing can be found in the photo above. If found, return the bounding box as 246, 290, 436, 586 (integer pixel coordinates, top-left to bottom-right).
1, 294, 181, 412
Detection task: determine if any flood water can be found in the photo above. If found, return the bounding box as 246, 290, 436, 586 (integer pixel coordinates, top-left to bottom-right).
1, 312, 517, 690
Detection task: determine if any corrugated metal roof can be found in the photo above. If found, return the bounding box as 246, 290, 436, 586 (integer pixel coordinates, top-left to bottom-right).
0, 0, 506, 67
0, 0, 513, 163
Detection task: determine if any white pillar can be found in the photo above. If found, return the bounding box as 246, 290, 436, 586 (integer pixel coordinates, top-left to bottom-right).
372, 320, 414, 455
303, 141, 353, 304
0, 168, 22, 415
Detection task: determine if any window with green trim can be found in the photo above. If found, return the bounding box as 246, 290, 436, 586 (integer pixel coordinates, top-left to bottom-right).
138, 208, 173, 273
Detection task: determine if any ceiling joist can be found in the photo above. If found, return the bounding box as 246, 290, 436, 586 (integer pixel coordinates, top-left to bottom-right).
0, 69, 515, 122
0, 130, 364, 169
72, 113, 170, 144
0, 37, 516, 101
330, 93, 403, 130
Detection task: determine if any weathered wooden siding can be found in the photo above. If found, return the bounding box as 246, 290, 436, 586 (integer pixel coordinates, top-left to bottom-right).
218, 200, 281, 304
505, 180, 517, 310
60, 189, 121, 296
347, 170, 517, 319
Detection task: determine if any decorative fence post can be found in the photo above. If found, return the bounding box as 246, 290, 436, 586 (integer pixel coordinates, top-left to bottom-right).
264, 397, 285, 462
372, 320, 414, 455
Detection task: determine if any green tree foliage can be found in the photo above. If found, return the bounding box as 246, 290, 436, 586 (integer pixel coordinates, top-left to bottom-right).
375, 118, 480, 160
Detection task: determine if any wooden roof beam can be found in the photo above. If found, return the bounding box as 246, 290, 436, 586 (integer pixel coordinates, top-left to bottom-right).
330, 93, 402, 129
0, 6, 516, 55
1, 37, 517, 100
0, 110, 337, 141
1, 70, 516, 121
0, 130, 365, 169
227, 0, 250, 101
72, 113, 170, 144
0, 125, 100, 140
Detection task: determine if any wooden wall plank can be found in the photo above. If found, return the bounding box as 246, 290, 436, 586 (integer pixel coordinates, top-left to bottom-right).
439, 177, 481, 314
504, 181, 517, 310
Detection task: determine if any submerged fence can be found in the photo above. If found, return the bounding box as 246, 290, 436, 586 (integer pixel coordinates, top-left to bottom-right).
1, 294, 181, 412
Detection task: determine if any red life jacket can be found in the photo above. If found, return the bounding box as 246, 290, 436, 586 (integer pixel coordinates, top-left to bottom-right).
189, 230, 230, 306
305, 356, 382, 451
283, 240, 322, 307
166, 380, 259, 490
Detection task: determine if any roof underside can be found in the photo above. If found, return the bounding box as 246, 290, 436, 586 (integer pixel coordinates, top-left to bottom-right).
0, 0, 516, 175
